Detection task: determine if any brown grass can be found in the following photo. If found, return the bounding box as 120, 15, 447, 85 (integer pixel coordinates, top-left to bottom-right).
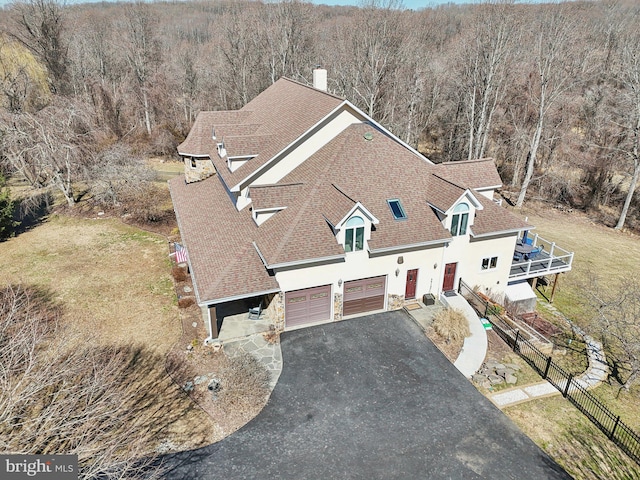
432, 308, 470, 343
486, 200, 640, 476
0, 214, 215, 452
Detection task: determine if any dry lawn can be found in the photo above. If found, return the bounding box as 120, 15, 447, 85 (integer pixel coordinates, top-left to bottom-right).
485, 200, 640, 476
0, 214, 215, 452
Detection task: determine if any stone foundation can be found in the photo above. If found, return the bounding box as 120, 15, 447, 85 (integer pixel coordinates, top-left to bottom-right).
266, 292, 285, 332
334, 293, 343, 321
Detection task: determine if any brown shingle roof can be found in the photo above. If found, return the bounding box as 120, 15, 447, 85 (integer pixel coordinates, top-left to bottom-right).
434, 158, 503, 191
177, 111, 251, 156
204, 78, 345, 189
171, 84, 530, 303
250, 183, 305, 210
471, 196, 531, 237
169, 175, 278, 303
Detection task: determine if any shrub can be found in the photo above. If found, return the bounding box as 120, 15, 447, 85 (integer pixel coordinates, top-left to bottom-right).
172, 266, 187, 282
432, 308, 470, 343
178, 297, 195, 309
217, 354, 269, 417
0, 176, 18, 239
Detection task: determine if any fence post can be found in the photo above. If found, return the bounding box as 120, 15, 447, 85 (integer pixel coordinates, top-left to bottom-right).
563, 373, 573, 397
543, 356, 552, 380
610, 416, 621, 441
513, 330, 520, 352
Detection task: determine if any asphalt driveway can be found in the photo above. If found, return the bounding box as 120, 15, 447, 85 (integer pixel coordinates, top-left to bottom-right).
165, 311, 570, 479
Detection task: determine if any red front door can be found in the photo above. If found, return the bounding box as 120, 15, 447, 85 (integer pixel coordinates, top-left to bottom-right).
405, 269, 418, 299
443, 263, 457, 292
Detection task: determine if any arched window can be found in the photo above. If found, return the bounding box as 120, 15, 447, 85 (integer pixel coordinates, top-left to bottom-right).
345, 216, 364, 252
451, 203, 469, 236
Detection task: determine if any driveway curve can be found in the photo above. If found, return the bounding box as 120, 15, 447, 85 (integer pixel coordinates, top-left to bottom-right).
165, 311, 570, 479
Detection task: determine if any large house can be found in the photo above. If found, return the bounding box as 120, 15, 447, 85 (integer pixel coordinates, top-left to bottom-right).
169, 70, 573, 342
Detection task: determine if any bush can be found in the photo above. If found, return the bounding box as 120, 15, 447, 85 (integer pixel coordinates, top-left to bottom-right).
217, 354, 270, 417
0, 176, 18, 239
172, 266, 187, 282
432, 308, 471, 343
120, 184, 172, 225
178, 297, 195, 309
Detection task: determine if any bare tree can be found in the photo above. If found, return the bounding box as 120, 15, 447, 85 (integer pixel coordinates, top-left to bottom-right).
87, 142, 156, 207
514, 6, 591, 208
585, 276, 640, 391
121, 1, 161, 135
462, 1, 516, 161
0, 100, 93, 206
613, 29, 640, 230
9, 0, 71, 95
262, 0, 315, 84
0, 284, 200, 478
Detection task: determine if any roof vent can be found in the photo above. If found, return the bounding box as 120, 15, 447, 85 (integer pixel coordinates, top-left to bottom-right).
364, 132, 374, 141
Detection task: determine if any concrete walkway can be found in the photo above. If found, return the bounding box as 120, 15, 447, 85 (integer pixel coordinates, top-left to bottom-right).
444, 294, 489, 378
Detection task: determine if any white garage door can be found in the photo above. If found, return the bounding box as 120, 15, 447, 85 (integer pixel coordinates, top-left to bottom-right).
285, 285, 332, 328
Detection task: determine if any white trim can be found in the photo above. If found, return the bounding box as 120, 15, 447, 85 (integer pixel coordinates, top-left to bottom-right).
368, 239, 450, 255
470, 227, 528, 238
335, 202, 379, 228
178, 152, 210, 158
199, 288, 281, 307
445, 190, 483, 214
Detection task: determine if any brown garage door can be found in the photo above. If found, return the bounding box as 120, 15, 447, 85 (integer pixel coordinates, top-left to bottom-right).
285, 285, 332, 328
343, 276, 386, 316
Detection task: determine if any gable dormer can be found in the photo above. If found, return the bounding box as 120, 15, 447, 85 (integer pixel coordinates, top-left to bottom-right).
334, 203, 379, 253
444, 192, 483, 238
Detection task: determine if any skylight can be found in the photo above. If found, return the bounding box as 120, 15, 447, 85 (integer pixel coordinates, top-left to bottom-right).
387, 199, 407, 220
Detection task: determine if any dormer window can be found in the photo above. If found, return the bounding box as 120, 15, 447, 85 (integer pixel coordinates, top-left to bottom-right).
451, 203, 469, 236
190, 157, 196, 168
344, 216, 364, 252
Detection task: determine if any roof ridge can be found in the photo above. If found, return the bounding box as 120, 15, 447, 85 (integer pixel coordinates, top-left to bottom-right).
279, 76, 346, 102
440, 157, 495, 165
250, 182, 305, 191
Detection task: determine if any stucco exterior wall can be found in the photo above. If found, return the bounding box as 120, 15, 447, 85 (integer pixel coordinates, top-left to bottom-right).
441, 233, 517, 299
275, 245, 444, 310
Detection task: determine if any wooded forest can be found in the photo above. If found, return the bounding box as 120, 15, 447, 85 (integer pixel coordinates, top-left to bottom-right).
1, 0, 639, 231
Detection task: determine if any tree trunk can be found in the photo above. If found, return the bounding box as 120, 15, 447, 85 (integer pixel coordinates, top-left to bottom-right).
615, 113, 640, 229
516, 94, 545, 208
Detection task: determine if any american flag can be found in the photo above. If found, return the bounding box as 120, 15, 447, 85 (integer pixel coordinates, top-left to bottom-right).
174, 243, 189, 264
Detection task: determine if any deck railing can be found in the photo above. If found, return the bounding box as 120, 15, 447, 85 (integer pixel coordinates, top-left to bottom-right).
509, 234, 573, 280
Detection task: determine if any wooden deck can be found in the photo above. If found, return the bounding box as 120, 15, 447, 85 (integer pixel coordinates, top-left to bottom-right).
509, 250, 573, 280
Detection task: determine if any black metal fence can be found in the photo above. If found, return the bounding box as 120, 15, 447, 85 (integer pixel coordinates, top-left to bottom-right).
458, 279, 640, 466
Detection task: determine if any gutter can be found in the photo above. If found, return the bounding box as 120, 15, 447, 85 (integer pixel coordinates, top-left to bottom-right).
368, 239, 450, 255
253, 241, 344, 269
